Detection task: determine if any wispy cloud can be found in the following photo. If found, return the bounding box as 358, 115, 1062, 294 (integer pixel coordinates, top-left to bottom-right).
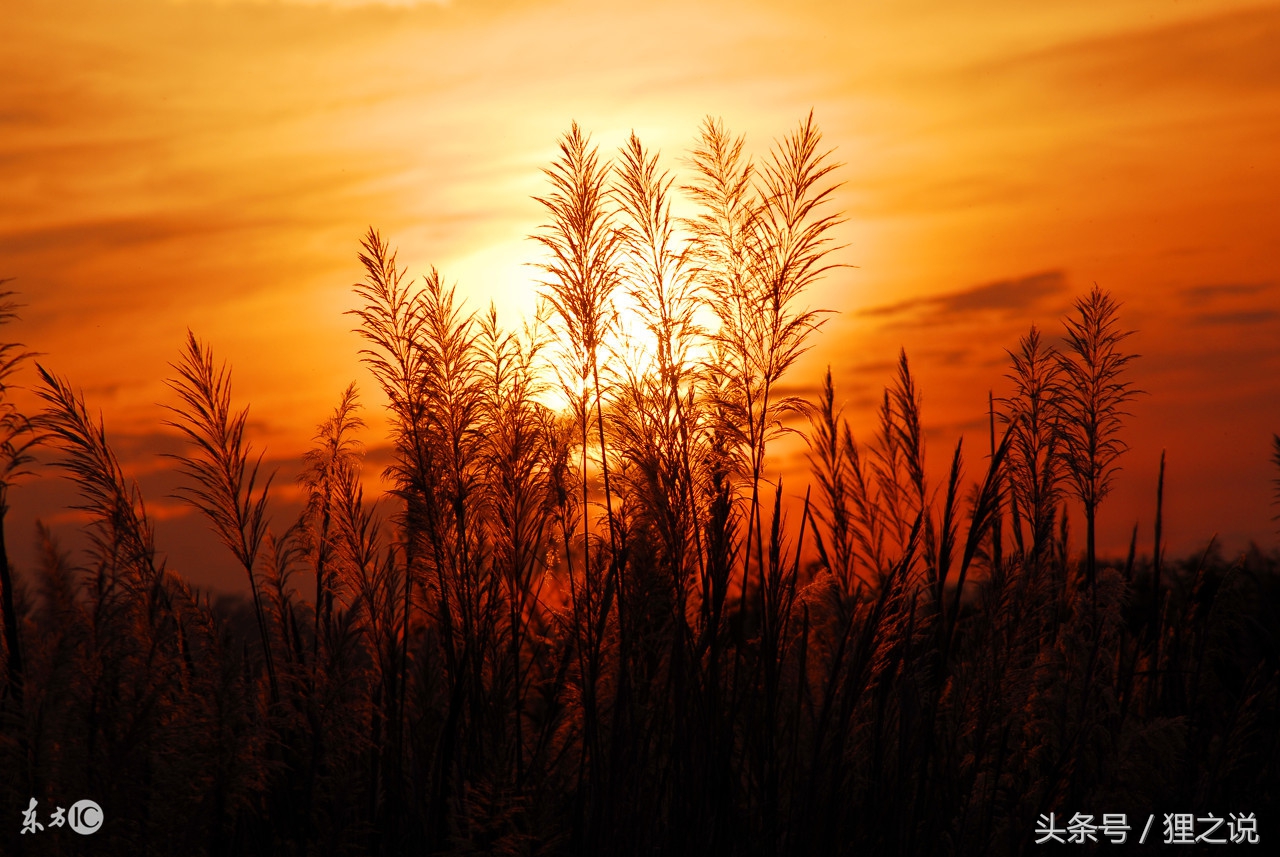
862, 270, 1067, 326
1193, 309, 1279, 327
961, 4, 1280, 103
1180, 281, 1275, 306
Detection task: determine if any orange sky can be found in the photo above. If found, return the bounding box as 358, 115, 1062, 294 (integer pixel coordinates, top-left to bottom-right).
3, 0, 1279, 591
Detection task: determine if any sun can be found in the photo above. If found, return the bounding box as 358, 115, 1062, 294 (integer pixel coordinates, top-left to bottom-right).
599, 288, 712, 390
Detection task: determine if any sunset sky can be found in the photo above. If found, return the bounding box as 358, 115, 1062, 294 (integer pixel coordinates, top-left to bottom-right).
3, 0, 1278, 591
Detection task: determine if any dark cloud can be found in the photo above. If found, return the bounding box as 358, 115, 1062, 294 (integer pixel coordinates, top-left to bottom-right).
1172, 281, 1278, 329
1179, 281, 1275, 306
918, 346, 978, 366
1193, 309, 1279, 327
925, 415, 990, 443
848, 360, 897, 376
0, 214, 237, 261
861, 270, 1067, 326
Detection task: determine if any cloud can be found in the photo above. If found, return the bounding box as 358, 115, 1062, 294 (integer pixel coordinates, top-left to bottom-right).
862, 270, 1067, 326
963, 5, 1280, 104
0, 214, 238, 261
1193, 309, 1279, 327
1174, 282, 1279, 330
1179, 281, 1275, 306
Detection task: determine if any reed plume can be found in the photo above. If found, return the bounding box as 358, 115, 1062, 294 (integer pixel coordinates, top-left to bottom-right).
299, 382, 364, 663
163, 330, 279, 702
532, 123, 626, 849
1057, 286, 1139, 588
1000, 325, 1065, 562
686, 112, 840, 635
36, 366, 163, 592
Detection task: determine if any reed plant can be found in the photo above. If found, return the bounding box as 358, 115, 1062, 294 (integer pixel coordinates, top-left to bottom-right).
0, 289, 39, 707
1, 115, 1276, 857
1057, 286, 1139, 590
1272, 434, 1280, 527
1000, 325, 1065, 564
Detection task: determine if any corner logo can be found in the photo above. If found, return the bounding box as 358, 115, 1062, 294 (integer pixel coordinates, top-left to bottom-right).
69, 800, 103, 835
20, 797, 103, 836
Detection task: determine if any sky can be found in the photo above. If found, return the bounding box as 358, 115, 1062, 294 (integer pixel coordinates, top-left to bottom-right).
2, 0, 1278, 591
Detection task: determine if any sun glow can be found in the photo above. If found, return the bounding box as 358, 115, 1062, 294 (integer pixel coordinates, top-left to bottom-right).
599, 289, 713, 389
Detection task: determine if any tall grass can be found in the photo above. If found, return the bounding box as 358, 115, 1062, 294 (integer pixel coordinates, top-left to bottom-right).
164, 331, 279, 702
1001, 324, 1064, 563
0, 288, 39, 707
532, 128, 625, 849
1, 116, 1277, 857
1057, 286, 1140, 590
1271, 434, 1280, 528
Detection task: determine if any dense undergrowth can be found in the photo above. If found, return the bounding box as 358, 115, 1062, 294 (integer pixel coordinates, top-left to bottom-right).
1, 116, 1278, 856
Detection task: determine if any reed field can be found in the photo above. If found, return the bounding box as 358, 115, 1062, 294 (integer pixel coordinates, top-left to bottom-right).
1, 116, 1277, 856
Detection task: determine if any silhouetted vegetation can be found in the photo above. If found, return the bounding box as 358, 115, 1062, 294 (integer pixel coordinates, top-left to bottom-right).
1, 118, 1278, 856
